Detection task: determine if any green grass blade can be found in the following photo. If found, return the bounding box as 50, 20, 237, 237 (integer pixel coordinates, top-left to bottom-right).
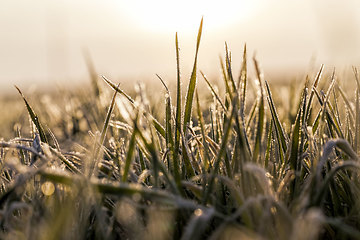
196, 92, 211, 170
253, 57, 265, 162
313, 161, 360, 207
183, 18, 203, 132
245, 98, 258, 133
253, 97, 264, 163
200, 71, 225, 111
225, 42, 237, 96
356, 89, 360, 154
15, 86, 48, 143
203, 97, 236, 204
90, 86, 118, 177
173, 32, 182, 185
238, 44, 247, 118
311, 107, 322, 134
102, 76, 134, 104
288, 101, 302, 199
181, 18, 203, 178
165, 93, 180, 187
135, 125, 179, 194
313, 87, 344, 139
122, 117, 138, 182
265, 81, 288, 157
220, 56, 232, 111
99, 85, 118, 149
336, 85, 355, 122
252, 57, 265, 163
156, 74, 175, 174
305, 64, 324, 121
264, 121, 273, 169
354, 67, 360, 154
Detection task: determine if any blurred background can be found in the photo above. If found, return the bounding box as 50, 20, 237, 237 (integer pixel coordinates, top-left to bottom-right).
1, 0, 360, 93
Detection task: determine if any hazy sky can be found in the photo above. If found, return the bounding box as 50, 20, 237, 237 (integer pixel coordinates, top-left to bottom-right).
1, 0, 360, 93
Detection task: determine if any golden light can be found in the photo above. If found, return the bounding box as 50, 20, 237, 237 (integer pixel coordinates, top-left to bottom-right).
118, 0, 261, 33
41, 181, 55, 196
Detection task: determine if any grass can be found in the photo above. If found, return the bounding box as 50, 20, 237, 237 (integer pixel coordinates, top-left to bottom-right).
0, 20, 360, 239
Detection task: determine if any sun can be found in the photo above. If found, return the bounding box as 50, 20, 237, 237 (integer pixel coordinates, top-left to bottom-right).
117, 0, 260, 33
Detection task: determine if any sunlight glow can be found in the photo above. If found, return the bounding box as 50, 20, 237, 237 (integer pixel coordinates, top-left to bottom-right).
118, 0, 260, 33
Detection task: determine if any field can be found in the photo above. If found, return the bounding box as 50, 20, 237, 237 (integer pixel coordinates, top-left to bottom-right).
1, 20, 360, 239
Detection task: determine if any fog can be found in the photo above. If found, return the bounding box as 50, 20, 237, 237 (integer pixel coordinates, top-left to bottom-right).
1, 0, 359, 93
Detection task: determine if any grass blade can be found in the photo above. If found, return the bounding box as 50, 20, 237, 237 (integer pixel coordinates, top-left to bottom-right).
203, 97, 236, 204
15, 86, 48, 143
182, 18, 203, 177
196, 91, 211, 170
181, 208, 215, 240
90, 85, 118, 177
103, 76, 166, 138
183, 17, 203, 132
83, 49, 100, 97
238, 44, 247, 119
252, 57, 265, 163
288, 99, 302, 200
200, 71, 225, 111
265, 81, 288, 161
122, 116, 138, 182
173, 32, 183, 187
305, 64, 324, 121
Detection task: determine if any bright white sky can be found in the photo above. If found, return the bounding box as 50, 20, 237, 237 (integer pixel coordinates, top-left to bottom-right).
1, 0, 360, 92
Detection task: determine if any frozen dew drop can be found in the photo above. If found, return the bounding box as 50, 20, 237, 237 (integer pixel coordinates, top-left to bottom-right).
194, 208, 203, 217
